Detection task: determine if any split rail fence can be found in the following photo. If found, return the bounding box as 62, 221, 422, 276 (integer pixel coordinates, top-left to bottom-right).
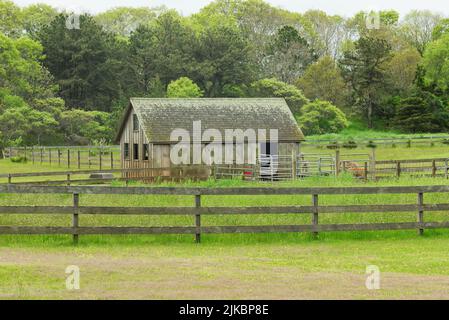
1, 185, 449, 243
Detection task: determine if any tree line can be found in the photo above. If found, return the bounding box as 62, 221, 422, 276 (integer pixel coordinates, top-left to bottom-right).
1, 0, 449, 150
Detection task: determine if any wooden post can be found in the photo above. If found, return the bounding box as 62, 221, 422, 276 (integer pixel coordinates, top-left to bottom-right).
49, 149, 52, 166
111, 151, 114, 169
67, 174, 71, 186
370, 148, 376, 180
99, 148, 102, 170
40, 148, 43, 164
195, 194, 201, 243
32, 147, 35, 164
58, 149, 61, 166
8, 174, 12, 184
73, 193, 79, 244
67, 149, 71, 168
364, 162, 368, 181
291, 150, 296, 180
432, 160, 437, 178
418, 192, 424, 236
88, 149, 91, 169
77, 150, 81, 169
24, 146, 27, 160
312, 194, 319, 239
396, 161, 401, 178
335, 150, 340, 176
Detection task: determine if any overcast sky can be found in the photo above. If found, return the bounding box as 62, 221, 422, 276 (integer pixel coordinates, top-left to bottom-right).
12, 0, 449, 17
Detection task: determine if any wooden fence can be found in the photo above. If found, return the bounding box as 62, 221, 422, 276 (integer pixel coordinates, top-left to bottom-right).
5, 146, 120, 170
1, 185, 449, 243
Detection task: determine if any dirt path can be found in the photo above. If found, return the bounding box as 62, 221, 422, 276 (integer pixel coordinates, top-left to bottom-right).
1, 246, 449, 300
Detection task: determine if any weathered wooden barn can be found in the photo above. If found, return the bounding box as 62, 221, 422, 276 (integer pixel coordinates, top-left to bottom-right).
115, 98, 305, 179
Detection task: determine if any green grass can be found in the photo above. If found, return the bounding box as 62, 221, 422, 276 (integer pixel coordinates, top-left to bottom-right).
3, 160, 449, 299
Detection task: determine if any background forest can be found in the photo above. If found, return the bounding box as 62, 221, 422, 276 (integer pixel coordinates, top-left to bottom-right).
1, 0, 449, 149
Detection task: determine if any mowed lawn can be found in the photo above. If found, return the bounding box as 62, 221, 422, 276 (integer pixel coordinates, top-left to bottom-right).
2, 159, 449, 299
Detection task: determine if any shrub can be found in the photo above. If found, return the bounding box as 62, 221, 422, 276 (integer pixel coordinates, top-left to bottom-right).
298, 100, 349, 135
167, 77, 204, 98
10, 156, 27, 163
343, 140, 358, 149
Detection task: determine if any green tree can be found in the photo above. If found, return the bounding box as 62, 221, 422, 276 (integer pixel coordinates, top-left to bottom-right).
0, 0, 22, 37
39, 14, 125, 111
95, 6, 163, 37
432, 18, 449, 40
167, 77, 204, 98
340, 35, 392, 128
250, 78, 309, 115
296, 55, 348, 107
399, 10, 442, 55
394, 90, 449, 133
422, 33, 449, 92
298, 100, 349, 135
264, 25, 316, 83
21, 4, 58, 38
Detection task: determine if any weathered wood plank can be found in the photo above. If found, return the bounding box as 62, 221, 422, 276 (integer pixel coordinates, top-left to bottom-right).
2, 184, 449, 195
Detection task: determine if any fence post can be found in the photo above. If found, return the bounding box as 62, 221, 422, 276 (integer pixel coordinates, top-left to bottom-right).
111, 151, 114, 170
418, 192, 424, 236
312, 194, 319, 239
77, 150, 81, 170
73, 193, 79, 244
32, 147, 35, 164
99, 148, 102, 170
364, 162, 368, 181
396, 161, 401, 178
432, 160, 437, 178
195, 194, 201, 243
40, 148, 43, 164
68, 149, 71, 168
67, 174, 71, 186
335, 150, 340, 176
49, 149, 52, 166
24, 146, 27, 160
8, 174, 12, 184
58, 149, 61, 166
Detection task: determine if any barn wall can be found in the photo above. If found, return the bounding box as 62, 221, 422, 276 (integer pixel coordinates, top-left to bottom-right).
120, 108, 152, 179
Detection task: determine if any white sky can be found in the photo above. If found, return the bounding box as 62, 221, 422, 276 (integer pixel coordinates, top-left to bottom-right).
12, 0, 449, 17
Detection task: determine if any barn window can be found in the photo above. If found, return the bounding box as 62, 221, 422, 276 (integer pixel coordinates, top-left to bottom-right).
133, 143, 139, 160
124, 143, 129, 160
133, 114, 139, 131
143, 144, 149, 160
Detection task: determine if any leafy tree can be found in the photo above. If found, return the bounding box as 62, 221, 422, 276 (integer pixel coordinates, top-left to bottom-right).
394, 90, 449, 133
301, 10, 348, 59
384, 47, 421, 93
340, 35, 392, 128
129, 11, 196, 94
399, 10, 442, 55
59, 109, 113, 145
296, 55, 348, 107
167, 77, 204, 98
298, 100, 349, 135
39, 14, 125, 111
422, 33, 449, 92
432, 18, 449, 40
194, 23, 253, 96
250, 78, 309, 115
263, 25, 316, 83
0, 0, 22, 37
21, 4, 58, 38
95, 6, 164, 37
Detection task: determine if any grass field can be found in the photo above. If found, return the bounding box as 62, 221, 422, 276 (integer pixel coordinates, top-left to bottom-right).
2, 158, 449, 299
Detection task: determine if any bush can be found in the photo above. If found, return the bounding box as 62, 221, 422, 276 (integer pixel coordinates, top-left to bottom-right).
343, 140, 358, 149
298, 100, 349, 135
10, 156, 27, 163
167, 77, 204, 98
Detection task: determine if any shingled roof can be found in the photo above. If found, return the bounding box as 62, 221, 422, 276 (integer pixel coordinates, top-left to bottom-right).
116, 98, 305, 143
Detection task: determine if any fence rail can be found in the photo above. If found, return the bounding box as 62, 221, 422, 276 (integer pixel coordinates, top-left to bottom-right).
1, 185, 449, 243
